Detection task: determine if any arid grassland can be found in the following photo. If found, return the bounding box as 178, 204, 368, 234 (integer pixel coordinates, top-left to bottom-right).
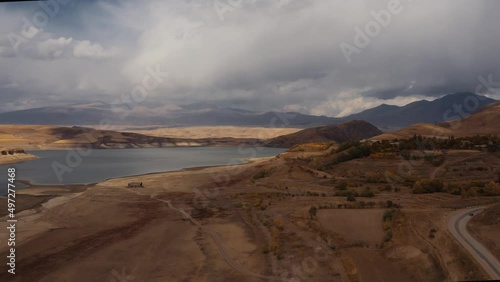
1, 140, 499, 281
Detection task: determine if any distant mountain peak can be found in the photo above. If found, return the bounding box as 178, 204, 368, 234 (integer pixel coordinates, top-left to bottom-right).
344, 92, 497, 129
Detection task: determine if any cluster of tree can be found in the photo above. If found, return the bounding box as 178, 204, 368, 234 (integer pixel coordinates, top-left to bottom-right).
412, 179, 444, 194
369, 134, 499, 152
0, 148, 26, 155
400, 153, 445, 166
322, 135, 498, 170
324, 135, 498, 169
335, 188, 375, 199
454, 181, 500, 197
418, 180, 500, 197
329, 144, 371, 165
317, 200, 400, 210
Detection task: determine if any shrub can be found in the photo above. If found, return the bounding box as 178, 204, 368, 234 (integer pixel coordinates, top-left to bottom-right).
366, 171, 386, 183
330, 145, 372, 165
309, 206, 317, 219
447, 183, 462, 195
336, 190, 358, 197
426, 155, 445, 166
384, 230, 393, 242
383, 210, 394, 222
262, 244, 270, 254
386, 200, 393, 208
429, 229, 437, 239
273, 217, 284, 230
483, 182, 500, 196
412, 179, 444, 194
253, 167, 276, 179
335, 142, 357, 153
360, 188, 375, 198
336, 180, 348, 190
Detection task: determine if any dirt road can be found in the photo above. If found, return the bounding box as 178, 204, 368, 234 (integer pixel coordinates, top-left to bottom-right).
150, 194, 277, 281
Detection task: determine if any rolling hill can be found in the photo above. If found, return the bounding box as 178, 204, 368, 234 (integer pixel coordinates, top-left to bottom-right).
372, 102, 500, 140
372, 124, 453, 140
0, 125, 262, 150
446, 102, 500, 136
265, 120, 383, 147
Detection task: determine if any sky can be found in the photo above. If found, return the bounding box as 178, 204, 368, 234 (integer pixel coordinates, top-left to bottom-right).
1, 0, 500, 117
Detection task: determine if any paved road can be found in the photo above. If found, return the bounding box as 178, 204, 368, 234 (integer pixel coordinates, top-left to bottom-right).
448, 207, 500, 280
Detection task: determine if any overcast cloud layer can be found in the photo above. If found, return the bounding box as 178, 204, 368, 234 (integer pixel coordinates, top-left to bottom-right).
1, 0, 500, 116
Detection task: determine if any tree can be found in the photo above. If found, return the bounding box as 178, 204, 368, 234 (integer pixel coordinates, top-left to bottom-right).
309, 206, 317, 219
386, 200, 393, 208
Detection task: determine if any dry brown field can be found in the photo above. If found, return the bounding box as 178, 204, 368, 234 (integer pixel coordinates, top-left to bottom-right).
0, 147, 498, 281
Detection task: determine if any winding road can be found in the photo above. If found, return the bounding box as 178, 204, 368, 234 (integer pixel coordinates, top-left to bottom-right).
448, 207, 500, 280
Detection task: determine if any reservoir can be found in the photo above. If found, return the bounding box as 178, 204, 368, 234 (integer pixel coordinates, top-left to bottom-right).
0, 146, 285, 195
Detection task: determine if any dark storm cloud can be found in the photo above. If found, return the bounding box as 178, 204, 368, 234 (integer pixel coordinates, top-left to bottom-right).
1, 0, 500, 116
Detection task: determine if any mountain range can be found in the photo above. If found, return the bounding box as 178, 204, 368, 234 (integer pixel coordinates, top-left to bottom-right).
373, 101, 500, 140
0, 92, 496, 129
1, 101, 498, 150
346, 92, 496, 129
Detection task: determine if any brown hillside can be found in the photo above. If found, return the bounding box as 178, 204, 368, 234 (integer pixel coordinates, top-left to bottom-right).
373, 123, 453, 140
373, 102, 500, 140
451, 102, 500, 136
0, 125, 253, 150
265, 120, 382, 147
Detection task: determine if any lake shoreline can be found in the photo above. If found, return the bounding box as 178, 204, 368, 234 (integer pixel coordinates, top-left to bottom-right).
10, 140, 271, 151
0, 147, 284, 194
14, 155, 275, 187
0, 154, 279, 216
0, 153, 38, 165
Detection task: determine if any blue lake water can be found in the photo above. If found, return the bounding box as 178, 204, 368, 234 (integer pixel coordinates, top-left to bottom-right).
0, 147, 285, 195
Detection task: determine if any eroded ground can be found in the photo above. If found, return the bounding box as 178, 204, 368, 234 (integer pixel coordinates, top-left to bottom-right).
1, 148, 499, 281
